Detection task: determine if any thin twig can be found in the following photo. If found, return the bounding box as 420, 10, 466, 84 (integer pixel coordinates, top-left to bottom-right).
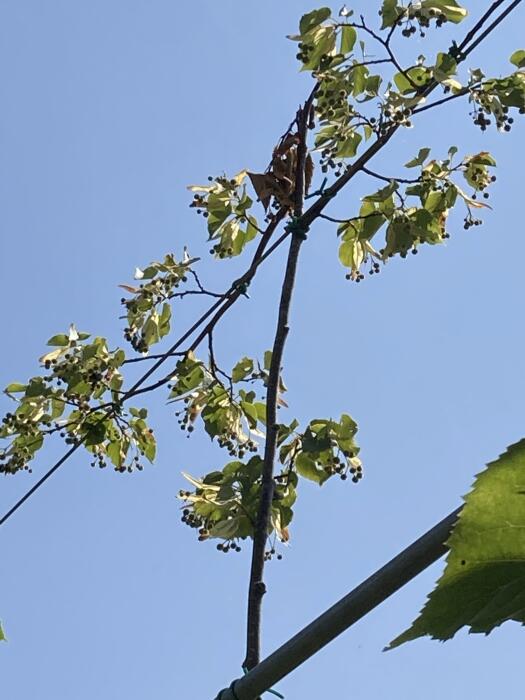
350, 16, 420, 91
123, 351, 187, 364
319, 212, 385, 225
361, 166, 420, 184
207, 330, 233, 393
412, 87, 471, 115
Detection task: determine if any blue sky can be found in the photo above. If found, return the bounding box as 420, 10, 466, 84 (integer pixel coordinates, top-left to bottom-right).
1, 1, 524, 698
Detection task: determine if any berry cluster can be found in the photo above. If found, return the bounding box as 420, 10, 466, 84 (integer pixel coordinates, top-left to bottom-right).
217, 541, 242, 553
296, 44, 333, 71
44, 347, 112, 397
383, 106, 413, 128
368, 261, 382, 276
345, 260, 382, 284
320, 148, 345, 176
89, 450, 144, 473
122, 279, 182, 353
264, 547, 283, 562
180, 499, 207, 536
381, 6, 449, 38
179, 495, 243, 553
0, 412, 39, 473
468, 169, 495, 194
316, 83, 354, 122
349, 461, 364, 483
216, 434, 258, 459
323, 452, 363, 481
470, 100, 517, 132
346, 271, 366, 283
175, 398, 259, 457
190, 175, 256, 255
463, 215, 483, 230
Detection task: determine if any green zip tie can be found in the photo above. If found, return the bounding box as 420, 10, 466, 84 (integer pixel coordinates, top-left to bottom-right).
233, 278, 250, 298
284, 217, 309, 241
242, 666, 285, 699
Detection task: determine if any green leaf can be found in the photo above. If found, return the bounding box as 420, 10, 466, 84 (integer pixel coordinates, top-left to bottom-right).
405, 148, 431, 168
351, 65, 368, 96
295, 452, 327, 485
51, 396, 65, 420
468, 152, 497, 167
143, 432, 156, 462
301, 25, 337, 72
381, 0, 403, 29
340, 25, 356, 54
106, 439, 124, 467
4, 383, 26, 394
241, 401, 258, 429
263, 350, 272, 371
421, 0, 468, 23
232, 357, 254, 383
0, 621, 5, 641
510, 49, 525, 68
433, 53, 457, 82
142, 316, 159, 346
47, 334, 70, 347
388, 439, 525, 648
339, 240, 365, 271
25, 378, 48, 398
299, 7, 331, 35
159, 302, 171, 338
84, 421, 107, 446
245, 215, 259, 243
394, 67, 431, 95
255, 403, 267, 425
423, 190, 446, 213
440, 77, 463, 92
360, 206, 386, 240
336, 131, 362, 158
363, 180, 398, 202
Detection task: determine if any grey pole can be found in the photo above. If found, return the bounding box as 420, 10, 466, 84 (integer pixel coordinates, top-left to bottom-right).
214, 506, 461, 700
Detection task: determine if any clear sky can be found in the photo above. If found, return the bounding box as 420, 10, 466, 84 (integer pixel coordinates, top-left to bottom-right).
1, 1, 524, 698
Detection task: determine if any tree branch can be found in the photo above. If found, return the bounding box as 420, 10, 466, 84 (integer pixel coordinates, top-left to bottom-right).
243, 97, 313, 672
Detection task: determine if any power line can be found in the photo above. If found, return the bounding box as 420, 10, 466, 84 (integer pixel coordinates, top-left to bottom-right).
0, 442, 82, 527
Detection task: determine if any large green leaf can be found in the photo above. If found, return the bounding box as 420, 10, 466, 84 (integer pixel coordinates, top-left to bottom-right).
380, 0, 402, 29
388, 439, 525, 648
299, 8, 331, 35
340, 25, 356, 54
421, 0, 468, 23
510, 50, 525, 68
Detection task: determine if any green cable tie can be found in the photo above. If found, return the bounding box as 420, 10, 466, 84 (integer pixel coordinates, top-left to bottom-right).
284, 217, 309, 241
242, 666, 285, 699
233, 279, 250, 298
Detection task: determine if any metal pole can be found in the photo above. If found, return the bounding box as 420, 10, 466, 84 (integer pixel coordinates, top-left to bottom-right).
215, 506, 461, 700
